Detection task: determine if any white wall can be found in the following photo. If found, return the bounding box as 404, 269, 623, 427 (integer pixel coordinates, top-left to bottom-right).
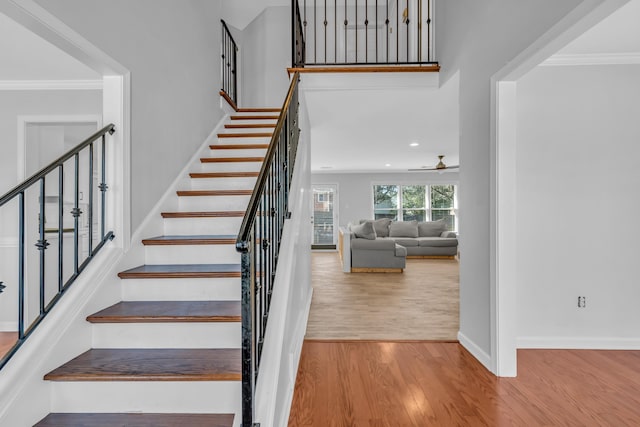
34, 0, 225, 232
0, 90, 102, 195
435, 0, 585, 365
515, 64, 640, 347
312, 171, 458, 227
240, 7, 291, 108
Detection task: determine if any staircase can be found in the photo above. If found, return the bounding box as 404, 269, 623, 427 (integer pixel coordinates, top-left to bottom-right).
34, 107, 280, 427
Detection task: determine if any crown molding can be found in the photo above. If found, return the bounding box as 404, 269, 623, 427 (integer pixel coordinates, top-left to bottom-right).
0, 79, 103, 90
541, 52, 640, 66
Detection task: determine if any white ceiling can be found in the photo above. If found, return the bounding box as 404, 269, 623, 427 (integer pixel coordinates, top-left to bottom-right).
0, 12, 99, 80
306, 73, 459, 173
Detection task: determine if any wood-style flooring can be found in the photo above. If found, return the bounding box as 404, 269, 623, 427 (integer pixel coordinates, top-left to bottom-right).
306, 252, 459, 340
0, 332, 17, 359
288, 341, 640, 426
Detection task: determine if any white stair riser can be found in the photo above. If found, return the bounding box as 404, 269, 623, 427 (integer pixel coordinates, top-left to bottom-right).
50, 382, 241, 421
92, 323, 241, 348
144, 244, 240, 264
190, 177, 257, 190
199, 161, 263, 172
178, 195, 251, 211
122, 277, 240, 301
219, 127, 274, 134
209, 148, 267, 158
163, 217, 243, 235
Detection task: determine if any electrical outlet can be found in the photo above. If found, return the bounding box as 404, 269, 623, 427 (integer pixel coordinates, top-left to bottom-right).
577, 296, 586, 308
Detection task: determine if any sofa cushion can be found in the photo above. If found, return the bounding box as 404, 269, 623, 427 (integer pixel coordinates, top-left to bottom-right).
418, 219, 448, 237
389, 220, 418, 238
351, 238, 395, 251
394, 244, 407, 257
389, 237, 419, 247
416, 237, 458, 247
350, 221, 377, 240
359, 218, 391, 237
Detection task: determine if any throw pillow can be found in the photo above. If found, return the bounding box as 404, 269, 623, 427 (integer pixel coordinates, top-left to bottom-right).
389, 220, 418, 238
350, 221, 377, 240
359, 218, 391, 237
418, 219, 448, 237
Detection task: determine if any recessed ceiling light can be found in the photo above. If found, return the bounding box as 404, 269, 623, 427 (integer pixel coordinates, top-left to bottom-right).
385, 163, 392, 167
409, 142, 419, 147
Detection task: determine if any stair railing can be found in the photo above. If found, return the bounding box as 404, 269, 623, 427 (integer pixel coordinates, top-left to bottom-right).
0, 124, 116, 370
236, 72, 300, 427
221, 19, 239, 107
293, 0, 436, 67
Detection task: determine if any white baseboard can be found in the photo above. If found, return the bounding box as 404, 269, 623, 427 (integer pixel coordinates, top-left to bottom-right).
458, 330, 492, 370
0, 322, 18, 332
517, 336, 640, 350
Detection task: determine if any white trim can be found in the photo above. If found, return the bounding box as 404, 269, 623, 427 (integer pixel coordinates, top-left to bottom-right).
0, 322, 18, 332
458, 331, 492, 369
489, 0, 631, 378
0, 80, 103, 91
16, 114, 102, 182
517, 337, 640, 350
541, 52, 640, 66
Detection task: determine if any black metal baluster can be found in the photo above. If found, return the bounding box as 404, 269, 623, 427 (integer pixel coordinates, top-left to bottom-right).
221, 27, 226, 94
37, 177, 48, 315
376, 0, 379, 62
355, 0, 358, 63
344, 1, 348, 62
58, 165, 64, 292
365, 0, 368, 63
72, 153, 81, 275
100, 135, 107, 240
88, 143, 94, 257
386, 0, 390, 62
334, 0, 337, 63
417, 0, 422, 62
427, 0, 432, 62
405, 0, 409, 62
324, 0, 327, 63
18, 192, 25, 339
396, 0, 399, 63
313, 0, 317, 63
303, 0, 307, 65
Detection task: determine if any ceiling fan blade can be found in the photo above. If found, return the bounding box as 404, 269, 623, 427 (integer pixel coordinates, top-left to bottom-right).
447, 165, 460, 169
408, 167, 438, 171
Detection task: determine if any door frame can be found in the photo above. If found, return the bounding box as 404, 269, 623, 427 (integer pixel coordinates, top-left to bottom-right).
311, 183, 339, 248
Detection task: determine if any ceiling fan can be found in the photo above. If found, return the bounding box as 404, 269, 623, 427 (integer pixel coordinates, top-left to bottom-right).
408, 155, 459, 172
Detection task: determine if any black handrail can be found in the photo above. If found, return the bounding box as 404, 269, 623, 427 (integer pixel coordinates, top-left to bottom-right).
0, 124, 116, 371
293, 0, 436, 67
236, 72, 300, 427
221, 19, 239, 106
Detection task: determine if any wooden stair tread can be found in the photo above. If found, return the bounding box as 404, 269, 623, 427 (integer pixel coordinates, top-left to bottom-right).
177, 190, 253, 197
35, 413, 234, 427
230, 115, 279, 120
161, 211, 245, 218
225, 123, 276, 129
237, 107, 280, 113
189, 172, 259, 178
118, 264, 241, 279
142, 235, 236, 245
43, 349, 241, 381
210, 143, 269, 150
201, 156, 264, 163
87, 301, 241, 323
217, 132, 272, 138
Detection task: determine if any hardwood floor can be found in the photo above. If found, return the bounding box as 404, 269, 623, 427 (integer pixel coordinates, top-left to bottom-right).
306, 252, 459, 340
0, 332, 17, 359
288, 341, 640, 426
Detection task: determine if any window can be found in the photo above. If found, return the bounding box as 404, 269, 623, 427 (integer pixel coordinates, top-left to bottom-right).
373, 184, 457, 230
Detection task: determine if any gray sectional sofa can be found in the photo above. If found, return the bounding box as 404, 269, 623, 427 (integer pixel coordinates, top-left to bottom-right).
340, 218, 458, 272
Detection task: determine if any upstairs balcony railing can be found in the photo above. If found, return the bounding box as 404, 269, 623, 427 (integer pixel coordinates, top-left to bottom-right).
0, 124, 116, 370
293, 0, 435, 67
221, 19, 239, 106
